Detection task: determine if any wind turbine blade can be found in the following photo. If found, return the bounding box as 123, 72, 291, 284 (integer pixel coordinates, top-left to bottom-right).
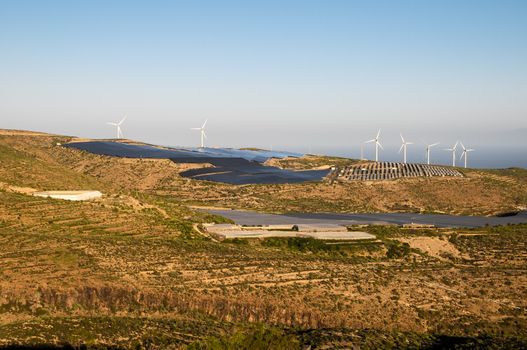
467, 149, 475, 152
460, 152, 465, 160
430, 142, 439, 147
107, 122, 117, 126
377, 142, 384, 151
202, 119, 208, 128
191, 127, 201, 130
119, 116, 127, 125
365, 139, 375, 143
376, 129, 381, 139
400, 134, 405, 143
203, 131, 207, 139
398, 144, 404, 153
460, 142, 465, 150
406, 142, 413, 145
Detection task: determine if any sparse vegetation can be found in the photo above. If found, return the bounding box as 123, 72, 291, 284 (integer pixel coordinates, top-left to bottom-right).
386, 241, 411, 258
265, 155, 360, 170
0, 130, 526, 348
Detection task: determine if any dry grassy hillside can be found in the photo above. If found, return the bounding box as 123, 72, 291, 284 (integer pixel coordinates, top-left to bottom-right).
264, 155, 360, 169
3, 130, 525, 216
1, 130, 527, 348
1, 195, 527, 348
0, 131, 228, 237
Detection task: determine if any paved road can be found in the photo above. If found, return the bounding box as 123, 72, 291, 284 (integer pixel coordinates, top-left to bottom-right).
207, 209, 527, 228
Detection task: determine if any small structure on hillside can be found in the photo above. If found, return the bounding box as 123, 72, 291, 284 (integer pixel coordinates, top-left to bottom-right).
402, 223, 436, 229
293, 224, 348, 232
204, 223, 375, 240
33, 190, 102, 201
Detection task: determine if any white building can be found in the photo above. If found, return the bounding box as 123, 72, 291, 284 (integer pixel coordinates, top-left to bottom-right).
33, 190, 102, 201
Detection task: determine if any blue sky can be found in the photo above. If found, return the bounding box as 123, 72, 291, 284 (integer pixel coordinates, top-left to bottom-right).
1, 0, 526, 162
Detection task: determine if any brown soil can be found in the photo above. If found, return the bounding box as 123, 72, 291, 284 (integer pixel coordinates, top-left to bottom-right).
0, 129, 526, 346
398, 236, 470, 260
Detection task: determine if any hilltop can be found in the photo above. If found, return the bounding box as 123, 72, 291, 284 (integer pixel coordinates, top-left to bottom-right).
1, 129, 527, 348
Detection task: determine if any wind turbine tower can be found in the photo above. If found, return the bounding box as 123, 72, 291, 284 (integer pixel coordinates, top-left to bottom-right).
425, 142, 440, 165
459, 142, 475, 168
360, 144, 365, 161
107, 116, 126, 139
399, 134, 413, 164
445, 141, 459, 167
191, 119, 208, 148
365, 129, 383, 162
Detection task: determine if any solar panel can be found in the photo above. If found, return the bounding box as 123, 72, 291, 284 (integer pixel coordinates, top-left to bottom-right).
64, 141, 328, 184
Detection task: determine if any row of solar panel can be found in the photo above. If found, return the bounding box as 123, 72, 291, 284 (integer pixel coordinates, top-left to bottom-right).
66, 141, 301, 162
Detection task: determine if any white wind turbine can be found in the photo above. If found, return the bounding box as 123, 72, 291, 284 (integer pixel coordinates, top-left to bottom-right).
107, 116, 126, 139
191, 119, 208, 148
424, 141, 440, 165
444, 141, 459, 167
365, 129, 383, 162
459, 142, 475, 168
399, 134, 413, 164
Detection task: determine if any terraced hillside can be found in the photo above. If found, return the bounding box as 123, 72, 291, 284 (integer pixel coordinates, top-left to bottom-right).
1, 129, 527, 348
2, 202, 527, 348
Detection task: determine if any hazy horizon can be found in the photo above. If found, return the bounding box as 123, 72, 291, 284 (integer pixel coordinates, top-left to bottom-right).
1, 1, 526, 167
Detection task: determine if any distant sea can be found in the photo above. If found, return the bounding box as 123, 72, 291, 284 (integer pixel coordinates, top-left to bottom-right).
293, 146, 527, 169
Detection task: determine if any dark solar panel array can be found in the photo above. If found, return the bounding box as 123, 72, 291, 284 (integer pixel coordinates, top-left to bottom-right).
207, 209, 527, 228
64, 141, 207, 159
179, 147, 303, 163
64, 141, 329, 184
328, 162, 463, 182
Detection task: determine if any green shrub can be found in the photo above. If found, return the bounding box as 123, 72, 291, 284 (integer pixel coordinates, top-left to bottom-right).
386, 242, 411, 259
187, 325, 302, 350
165, 219, 196, 239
